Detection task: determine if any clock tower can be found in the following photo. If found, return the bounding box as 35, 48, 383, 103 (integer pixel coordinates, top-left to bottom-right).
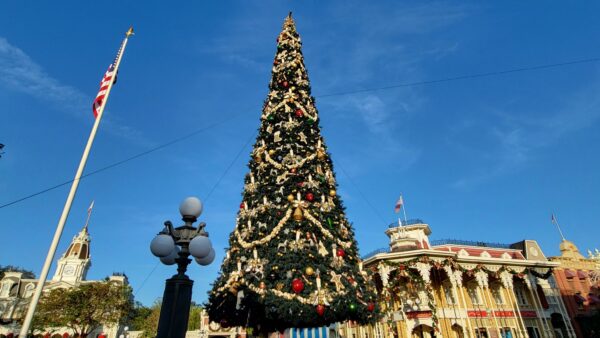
52, 221, 92, 284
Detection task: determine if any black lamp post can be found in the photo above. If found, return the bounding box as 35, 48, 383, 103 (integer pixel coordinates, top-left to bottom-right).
150, 197, 215, 338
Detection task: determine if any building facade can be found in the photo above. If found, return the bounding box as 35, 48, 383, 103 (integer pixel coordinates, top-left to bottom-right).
339, 220, 575, 338
549, 240, 600, 337
0, 221, 127, 338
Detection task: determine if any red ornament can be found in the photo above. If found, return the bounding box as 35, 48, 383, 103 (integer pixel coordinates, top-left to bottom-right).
297, 182, 304, 187
292, 278, 304, 293
240, 202, 245, 209
295, 109, 303, 117
290, 168, 297, 174
306, 193, 314, 201
398, 264, 406, 270
316, 304, 326, 316
282, 81, 289, 88
367, 302, 375, 312
336, 248, 346, 257
274, 59, 279, 65
347, 277, 355, 284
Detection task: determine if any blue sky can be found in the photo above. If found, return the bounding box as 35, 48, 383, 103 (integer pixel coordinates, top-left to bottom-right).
1, 2, 600, 306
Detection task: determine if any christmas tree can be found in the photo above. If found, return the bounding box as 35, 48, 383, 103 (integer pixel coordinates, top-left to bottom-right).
207, 13, 378, 332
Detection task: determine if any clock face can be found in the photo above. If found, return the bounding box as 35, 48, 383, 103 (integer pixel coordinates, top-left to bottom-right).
64, 265, 75, 276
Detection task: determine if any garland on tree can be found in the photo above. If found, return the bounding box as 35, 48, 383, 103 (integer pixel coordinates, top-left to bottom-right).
206, 13, 379, 333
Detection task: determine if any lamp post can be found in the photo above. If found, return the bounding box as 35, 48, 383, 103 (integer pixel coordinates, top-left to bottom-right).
150, 197, 216, 338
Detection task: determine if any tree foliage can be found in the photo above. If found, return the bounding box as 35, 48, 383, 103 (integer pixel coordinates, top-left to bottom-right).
128, 300, 203, 337
207, 14, 378, 332
34, 281, 133, 336
128, 300, 160, 338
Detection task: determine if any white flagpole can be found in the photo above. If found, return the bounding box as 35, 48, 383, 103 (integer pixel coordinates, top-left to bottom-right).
19, 27, 134, 337
401, 194, 408, 224
552, 213, 566, 241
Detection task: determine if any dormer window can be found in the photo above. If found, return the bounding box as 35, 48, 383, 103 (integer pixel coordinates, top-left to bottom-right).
23, 283, 35, 298
0, 281, 13, 298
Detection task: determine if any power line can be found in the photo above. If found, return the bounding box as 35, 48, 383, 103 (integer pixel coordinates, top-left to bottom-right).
0, 112, 248, 210
317, 57, 600, 98
336, 160, 387, 226
2, 55, 599, 210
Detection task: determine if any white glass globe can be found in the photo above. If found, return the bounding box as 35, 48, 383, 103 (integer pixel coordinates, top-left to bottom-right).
189, 236, 212, 259
179, 197, 203, 218
160, 247, 180, 265
150, 234, 175, 257
195, 248, 215, 266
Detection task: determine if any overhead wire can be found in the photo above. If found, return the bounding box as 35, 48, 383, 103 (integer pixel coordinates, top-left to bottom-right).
1, 56, 599, 210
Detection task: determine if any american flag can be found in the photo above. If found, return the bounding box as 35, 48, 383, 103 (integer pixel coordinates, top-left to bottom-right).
92, 41, 125, 118
394, 195, 404, 213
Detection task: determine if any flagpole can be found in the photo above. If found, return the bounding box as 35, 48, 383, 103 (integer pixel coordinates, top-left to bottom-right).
84, 201, 95, 230
401, 194, 408, 224
19, 27, 134, 337
552, 213, 566, 241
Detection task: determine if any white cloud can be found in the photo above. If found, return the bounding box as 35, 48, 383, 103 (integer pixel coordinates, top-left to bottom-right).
0, 37, 152, 147
452, 77, 600, 188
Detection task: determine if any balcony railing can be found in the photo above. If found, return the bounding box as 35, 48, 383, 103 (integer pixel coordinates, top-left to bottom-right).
388, 219, 426, 228
430, 239, 512, 249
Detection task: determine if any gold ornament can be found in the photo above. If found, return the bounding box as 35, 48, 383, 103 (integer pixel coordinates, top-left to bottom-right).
305, 266, 314, 276
293, 206, 304, 221
276, 283, 284, 291
329, 189, 336, 197
268, 149, 275, 156
317, 149, 326, 160
287, 194, 295, 202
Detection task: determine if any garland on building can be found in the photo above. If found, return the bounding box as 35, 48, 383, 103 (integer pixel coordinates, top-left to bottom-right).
206, 13, 379, 333
371, 256, 554, 331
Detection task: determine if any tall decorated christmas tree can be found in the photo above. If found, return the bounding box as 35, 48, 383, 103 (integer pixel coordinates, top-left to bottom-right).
207, 14, 378, 333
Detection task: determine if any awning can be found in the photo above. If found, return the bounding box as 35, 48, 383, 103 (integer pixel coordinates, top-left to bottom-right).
577, 270, 588, 279
588, 294, 600, 304
574, 293, 586, 304
564, 270, 576, 278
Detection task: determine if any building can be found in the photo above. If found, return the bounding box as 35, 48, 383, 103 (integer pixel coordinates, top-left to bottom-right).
548, 239, 600, 337
339, 219, 576, 338
0, 217, 127, 338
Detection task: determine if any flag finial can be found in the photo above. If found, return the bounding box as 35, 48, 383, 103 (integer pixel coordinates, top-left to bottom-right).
126, 26, 135, 38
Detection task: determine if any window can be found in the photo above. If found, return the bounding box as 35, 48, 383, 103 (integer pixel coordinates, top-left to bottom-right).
492, 286, 505, 305
514, 286, 528, 306
0, 282, 12, 298
500, 328, 513, 338
475, 328, 488, 338
444, 283, 456, 305
526, 327, 541, 338
468, 285, 483, 305
23, 284, 35, 298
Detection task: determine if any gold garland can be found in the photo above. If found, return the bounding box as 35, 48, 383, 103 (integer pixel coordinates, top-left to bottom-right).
303, 209, 352, 249
235, 208, 293, 249
264, 149, 317, 170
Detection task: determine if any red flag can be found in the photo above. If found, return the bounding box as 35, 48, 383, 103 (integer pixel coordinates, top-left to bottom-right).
394, 195, 404, 213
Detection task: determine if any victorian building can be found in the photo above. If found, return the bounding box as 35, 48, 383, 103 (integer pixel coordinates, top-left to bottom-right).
0, 214, 127, 338
339, 219, 575, 338
548, 239, 600, 337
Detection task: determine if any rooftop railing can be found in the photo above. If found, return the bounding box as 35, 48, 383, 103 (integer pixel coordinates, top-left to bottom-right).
388, 218, 426, 228
430, 239, 512, 249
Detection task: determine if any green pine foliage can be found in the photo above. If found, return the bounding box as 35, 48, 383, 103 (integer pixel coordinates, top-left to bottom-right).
207, 14, 379, 332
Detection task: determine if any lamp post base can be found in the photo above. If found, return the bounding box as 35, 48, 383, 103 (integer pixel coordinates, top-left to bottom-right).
156, 275, 194, 338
